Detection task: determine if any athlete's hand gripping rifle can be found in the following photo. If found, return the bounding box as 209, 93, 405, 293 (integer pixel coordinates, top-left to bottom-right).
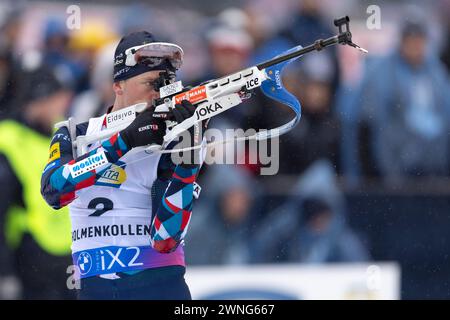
59, 16, 367, 157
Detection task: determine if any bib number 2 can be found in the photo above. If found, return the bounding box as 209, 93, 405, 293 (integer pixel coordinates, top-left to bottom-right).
88, 197, 114, 217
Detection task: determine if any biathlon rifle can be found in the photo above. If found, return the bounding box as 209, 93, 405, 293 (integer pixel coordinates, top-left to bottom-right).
58, 16, 367, 157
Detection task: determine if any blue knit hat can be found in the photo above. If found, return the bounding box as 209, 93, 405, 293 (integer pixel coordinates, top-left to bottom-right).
113, 31, 173, 82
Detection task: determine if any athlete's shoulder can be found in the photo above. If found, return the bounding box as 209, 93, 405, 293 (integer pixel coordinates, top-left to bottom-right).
50, 121, 89, 144
76, 121, 89, 137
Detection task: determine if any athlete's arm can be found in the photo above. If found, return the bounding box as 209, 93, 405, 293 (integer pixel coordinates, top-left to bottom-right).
150, 164, 200, 253
41, 109, 166, 209
150, 100, 205, 253
40, 126, 130, 209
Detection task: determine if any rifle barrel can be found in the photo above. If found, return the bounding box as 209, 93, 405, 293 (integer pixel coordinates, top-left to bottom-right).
256, 34, 342, 70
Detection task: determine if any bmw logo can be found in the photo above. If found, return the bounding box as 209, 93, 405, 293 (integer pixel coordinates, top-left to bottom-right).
77, 252, 93, 275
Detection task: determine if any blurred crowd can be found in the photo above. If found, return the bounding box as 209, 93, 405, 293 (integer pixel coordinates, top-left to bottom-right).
0, 0, 449, 299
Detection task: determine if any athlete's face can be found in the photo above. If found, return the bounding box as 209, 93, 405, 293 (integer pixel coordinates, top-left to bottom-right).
114, 70, 163, 108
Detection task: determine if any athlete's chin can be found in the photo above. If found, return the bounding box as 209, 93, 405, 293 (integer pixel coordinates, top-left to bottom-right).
131, 98, 157, 108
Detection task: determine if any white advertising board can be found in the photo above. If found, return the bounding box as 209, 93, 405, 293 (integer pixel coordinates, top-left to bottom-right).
186, 262, 400, 300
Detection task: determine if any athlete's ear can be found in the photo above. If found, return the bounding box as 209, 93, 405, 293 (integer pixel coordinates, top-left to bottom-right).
113, 81, 124, 95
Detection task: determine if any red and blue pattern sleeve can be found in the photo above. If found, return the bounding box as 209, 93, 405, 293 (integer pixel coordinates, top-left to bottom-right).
41, 127, 130, 209
150, 165, 199, 253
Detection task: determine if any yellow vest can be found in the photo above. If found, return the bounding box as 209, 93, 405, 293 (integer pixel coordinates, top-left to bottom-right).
0, 120, 71, 256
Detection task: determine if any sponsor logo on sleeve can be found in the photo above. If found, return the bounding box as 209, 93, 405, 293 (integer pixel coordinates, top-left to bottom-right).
193, 182, 201, 199
52, 133, 71, 143
69, 150, 108, 178
48, 142, 61, 164
96, 161, 127, 188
